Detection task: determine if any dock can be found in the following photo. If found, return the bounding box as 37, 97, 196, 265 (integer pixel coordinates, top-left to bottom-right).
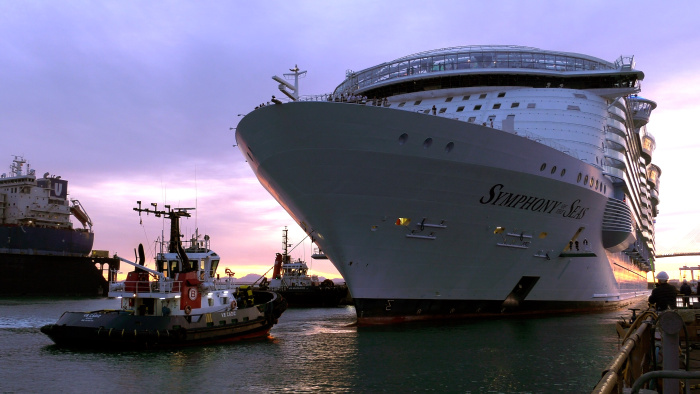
593, 297, 700, 393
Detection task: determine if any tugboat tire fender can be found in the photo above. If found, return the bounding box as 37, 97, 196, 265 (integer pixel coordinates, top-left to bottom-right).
185, 305, 192, 315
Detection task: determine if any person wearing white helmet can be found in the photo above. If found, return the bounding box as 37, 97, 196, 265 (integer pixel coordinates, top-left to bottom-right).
649, 271, 678, 310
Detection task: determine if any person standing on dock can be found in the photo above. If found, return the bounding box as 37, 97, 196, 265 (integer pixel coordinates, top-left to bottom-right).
649, 271, 678, 310
680, 279, 692, 308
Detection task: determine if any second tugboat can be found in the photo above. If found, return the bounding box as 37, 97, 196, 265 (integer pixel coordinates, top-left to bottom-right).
41, 202, 287, 349
260, 227, 349, 307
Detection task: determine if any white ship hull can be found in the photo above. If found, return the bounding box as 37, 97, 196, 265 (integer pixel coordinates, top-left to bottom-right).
237, 101, 649, 323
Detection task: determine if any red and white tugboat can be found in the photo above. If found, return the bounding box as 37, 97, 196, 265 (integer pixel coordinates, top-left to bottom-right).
41, 202, 287, 349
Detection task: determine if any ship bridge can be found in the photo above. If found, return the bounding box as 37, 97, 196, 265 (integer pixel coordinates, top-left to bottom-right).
334, 45, 644, 99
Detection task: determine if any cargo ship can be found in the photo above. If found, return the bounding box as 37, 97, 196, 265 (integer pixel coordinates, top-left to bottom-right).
0, 156, 115, 295
235, 46, 660, 324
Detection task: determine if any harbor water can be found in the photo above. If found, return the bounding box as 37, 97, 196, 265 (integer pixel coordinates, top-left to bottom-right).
0, 297, 640, 393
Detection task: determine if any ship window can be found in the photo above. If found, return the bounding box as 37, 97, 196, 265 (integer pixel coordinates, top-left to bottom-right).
468, 117, 476, 123
474, 105, 482, 110
479, 93, 487, 99
456, 106, 465, 112
596, 179, 599, 189
398, 102, 406, 107
423, 138, 433, 148
567, 105, 581, 111
445, 142, 454, 153
445, 97, 453, 102
462, 95, 470, 101
527, 103, 536, 108
584, 175, 589, 184
493, 103, 501, 109
540, 163, 546, 171
423, 109, 430, 114
590, 178, 594, 187
560, 169, 566, 177
511, 102, 520, 108
550, 166, 557, 174
439, 108, 447, 113
414, 100, 422, 105
498, 92, 506, 98
577, 173, 582, 183
398, 133, 408, 145
604, 185, 607, 193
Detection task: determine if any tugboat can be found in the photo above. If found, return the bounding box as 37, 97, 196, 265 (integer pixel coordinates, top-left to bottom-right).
41, 202, 287, 349
259, 227, 349, 307
0, 155, 117, 296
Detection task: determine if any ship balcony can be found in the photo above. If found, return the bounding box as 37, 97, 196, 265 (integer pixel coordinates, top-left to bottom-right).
108, 280, 183, 298
647, 163, 661, 187
605, 150, 626, 170
605, 133, 627, 152
650, 188, 659, 204
640, 134, 655, 164
606, 124, 627, 138
603, 166, 625, 184
629, 96, 657, 128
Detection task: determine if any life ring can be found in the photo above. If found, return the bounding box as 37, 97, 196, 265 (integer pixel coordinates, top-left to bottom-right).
230, 299, 237, 310
184, 305, 192, 315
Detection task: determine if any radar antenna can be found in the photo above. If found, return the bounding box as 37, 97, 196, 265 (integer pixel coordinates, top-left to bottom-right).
272, 64, 306, 101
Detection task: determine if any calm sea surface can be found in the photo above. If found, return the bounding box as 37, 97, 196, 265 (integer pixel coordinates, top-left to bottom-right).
0, 297, 643, 393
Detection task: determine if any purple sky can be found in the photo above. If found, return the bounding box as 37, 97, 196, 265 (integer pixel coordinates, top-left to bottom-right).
2, 1, 699, 280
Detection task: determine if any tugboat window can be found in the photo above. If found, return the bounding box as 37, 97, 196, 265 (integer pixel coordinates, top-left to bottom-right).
474, 105, 482, 110
456, 106, 465, 112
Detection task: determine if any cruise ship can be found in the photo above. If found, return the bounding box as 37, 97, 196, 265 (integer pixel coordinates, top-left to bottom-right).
235, 46, 660, 324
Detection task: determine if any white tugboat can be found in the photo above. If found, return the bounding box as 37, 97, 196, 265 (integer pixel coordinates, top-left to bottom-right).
41, 202, 287, 348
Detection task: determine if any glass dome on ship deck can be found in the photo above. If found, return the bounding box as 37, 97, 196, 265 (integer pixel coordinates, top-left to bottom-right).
334, 45, 624, 95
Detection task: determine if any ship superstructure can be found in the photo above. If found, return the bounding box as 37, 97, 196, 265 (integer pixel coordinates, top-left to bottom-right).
235, 46, 660, 323
0, 155, 94, 256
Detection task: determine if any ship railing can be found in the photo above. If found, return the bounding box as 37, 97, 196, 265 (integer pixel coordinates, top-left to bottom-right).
109, 280, 183, 296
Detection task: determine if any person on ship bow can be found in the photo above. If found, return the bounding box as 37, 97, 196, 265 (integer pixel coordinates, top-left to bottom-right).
649, 271, 679, 311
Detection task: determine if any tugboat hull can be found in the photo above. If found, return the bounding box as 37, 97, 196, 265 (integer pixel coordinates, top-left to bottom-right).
41, 291, 287, 349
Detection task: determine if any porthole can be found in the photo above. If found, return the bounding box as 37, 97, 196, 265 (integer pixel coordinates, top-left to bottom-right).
398, 133, 408, 145
540, 163, 547, 171
423, 138, 433, 149
595, 180, 599, 189
584, 175, 588, 185
590, 177, 594, 187
550, 166, 557, 174
577, 173, 582, 182
445, 142, 454, 153
560, 169, 566, 177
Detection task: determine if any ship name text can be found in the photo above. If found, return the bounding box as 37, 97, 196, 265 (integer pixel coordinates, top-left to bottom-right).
479, 184, 588, 219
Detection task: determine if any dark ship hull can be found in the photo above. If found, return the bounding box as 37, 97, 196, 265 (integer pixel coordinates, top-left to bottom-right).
41, 291, 287, 349
0, 254, 118, 296
0, 225, 109, 296
0, 225, 94, 255
275, 285, 350, 307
